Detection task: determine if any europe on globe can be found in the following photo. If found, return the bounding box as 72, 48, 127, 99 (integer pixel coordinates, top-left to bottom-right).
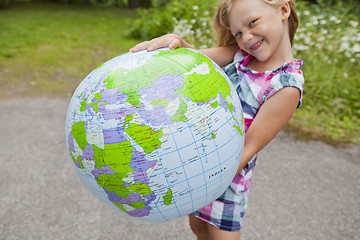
65, 48, 245, 222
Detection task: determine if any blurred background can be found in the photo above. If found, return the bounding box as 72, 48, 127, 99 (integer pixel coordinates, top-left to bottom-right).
0, 0, 359, 144
0, 1, 359, 239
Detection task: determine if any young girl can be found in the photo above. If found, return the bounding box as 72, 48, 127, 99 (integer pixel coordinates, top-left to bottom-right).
130, 0, 304, 239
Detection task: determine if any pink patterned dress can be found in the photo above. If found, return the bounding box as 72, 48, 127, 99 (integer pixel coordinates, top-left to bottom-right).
192, 50, 305, 231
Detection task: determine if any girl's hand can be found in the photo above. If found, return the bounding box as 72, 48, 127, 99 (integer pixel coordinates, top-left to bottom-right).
129, 34, 239, 68
129, 34, 194, 52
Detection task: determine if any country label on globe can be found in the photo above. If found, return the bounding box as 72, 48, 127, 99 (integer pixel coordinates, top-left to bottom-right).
65, 47, 245, 222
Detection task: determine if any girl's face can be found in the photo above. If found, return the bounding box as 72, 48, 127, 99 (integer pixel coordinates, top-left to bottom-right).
229, 0, 292, 68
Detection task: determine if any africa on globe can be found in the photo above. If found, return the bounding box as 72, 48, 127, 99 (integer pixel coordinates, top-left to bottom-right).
65, 48, 245, 222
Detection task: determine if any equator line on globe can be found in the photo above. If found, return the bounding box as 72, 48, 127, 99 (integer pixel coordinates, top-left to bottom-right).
65, 47, 245, 222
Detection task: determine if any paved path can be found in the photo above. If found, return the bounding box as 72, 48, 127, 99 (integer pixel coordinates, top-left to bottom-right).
0, 98, 359, 240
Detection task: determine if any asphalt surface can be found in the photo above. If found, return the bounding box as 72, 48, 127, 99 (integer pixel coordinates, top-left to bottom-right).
0, 97, 359, 240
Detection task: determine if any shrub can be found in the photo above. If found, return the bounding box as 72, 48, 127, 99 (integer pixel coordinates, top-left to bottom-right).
0, 0, 10, 8
128, 0, 217, 48
88, 0, 127, 7
292, 1, 360, 141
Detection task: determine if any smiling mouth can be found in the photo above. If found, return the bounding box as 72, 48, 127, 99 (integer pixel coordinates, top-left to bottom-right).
250, 39, 264, 51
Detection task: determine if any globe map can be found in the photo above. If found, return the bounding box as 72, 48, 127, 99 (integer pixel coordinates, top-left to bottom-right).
65, 48, 245, 222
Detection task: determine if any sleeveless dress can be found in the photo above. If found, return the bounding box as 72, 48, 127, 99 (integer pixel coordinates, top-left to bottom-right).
191, 50, 305, 231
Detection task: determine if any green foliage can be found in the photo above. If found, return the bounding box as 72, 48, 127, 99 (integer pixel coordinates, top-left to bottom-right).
172, 4, 216, 48
80, 0, 168, 8
128, 0, 217, 48
291, 1, 360, 142
128, 0, 360, 142
301, 0, 360, 16
89, 0, 127, 7
0, 0, 10, 8
0, 0, 164, 7
150, 0, 170, 8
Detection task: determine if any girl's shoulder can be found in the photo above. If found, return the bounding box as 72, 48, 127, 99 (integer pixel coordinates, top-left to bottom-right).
232, 49, 303, 75
233, 49, 247, 63
224, 53, 305, 108
225, 51, 305, 87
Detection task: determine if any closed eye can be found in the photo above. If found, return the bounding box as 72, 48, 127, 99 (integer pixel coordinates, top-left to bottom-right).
235, 32, 242, 38
249, 19, 258, 27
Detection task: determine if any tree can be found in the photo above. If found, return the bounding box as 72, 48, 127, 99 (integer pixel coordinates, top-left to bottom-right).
0, 0, 10, 8
128, 0, 151, 8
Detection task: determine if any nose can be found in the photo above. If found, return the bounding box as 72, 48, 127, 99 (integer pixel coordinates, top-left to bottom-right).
236, 31, 253, 47
242, 31, 253, 42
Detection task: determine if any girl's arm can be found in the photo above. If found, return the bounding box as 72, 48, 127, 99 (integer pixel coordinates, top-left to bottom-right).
236, 87, 301, 175
201, 45, 239, 68
130, 34, 239, 68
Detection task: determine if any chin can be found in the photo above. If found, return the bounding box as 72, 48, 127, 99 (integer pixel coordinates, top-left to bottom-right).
254, 55, 270, 63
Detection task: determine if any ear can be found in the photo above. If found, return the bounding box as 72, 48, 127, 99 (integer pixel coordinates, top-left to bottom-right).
280, 2, 291, 21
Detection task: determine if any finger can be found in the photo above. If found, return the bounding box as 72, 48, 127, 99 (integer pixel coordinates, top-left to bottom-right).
169, 39, 181, 50
129, 41, 151, 53
146, 37, 170, 51
130, 34, 181, 52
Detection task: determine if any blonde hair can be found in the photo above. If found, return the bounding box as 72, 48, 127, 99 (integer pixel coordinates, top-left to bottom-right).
214, 0, 299, 46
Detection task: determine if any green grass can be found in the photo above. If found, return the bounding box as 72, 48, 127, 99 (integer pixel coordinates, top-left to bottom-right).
0, 2, 138, 98
289, 4, 360, 144
289, 53, 360, 144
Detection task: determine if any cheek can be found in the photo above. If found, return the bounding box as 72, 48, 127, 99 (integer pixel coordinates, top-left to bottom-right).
236, 39, 246, 51
236, 38, 242, 47
255, 24, 271, 38
261, 23, 284, 42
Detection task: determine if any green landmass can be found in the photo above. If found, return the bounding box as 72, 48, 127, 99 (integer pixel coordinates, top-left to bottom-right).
211, 133, 216, 139
125, 114, 134, 124
94, 92, 102, 100
171, 99, 188, 123
91, 101, 99, 112
93, 144, 105, 169
211, 101, 219, 109
159, 48, 232, 103
227, 102, 234, 113
69, 150, 84, 169
125, 123, 163, 154
80, 99, 87, 112
94, 63, 105, 71
71, 121, 88, 150
103, 49, 190, 107
104, 48, 231, 107
163, 188, 173, 206
233, 125, 244, 136
76, 156, 84, 169
151, 98, 170, 108
130, 201, 146, 209
103, 141, 134, 174
96, 173, 153, 200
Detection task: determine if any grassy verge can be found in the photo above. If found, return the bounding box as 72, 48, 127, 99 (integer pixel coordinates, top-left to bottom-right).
289, 3, 360, 144
0, 2, 138, 98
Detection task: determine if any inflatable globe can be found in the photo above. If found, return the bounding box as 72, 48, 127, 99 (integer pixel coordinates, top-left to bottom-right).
65, 48, 245, 222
